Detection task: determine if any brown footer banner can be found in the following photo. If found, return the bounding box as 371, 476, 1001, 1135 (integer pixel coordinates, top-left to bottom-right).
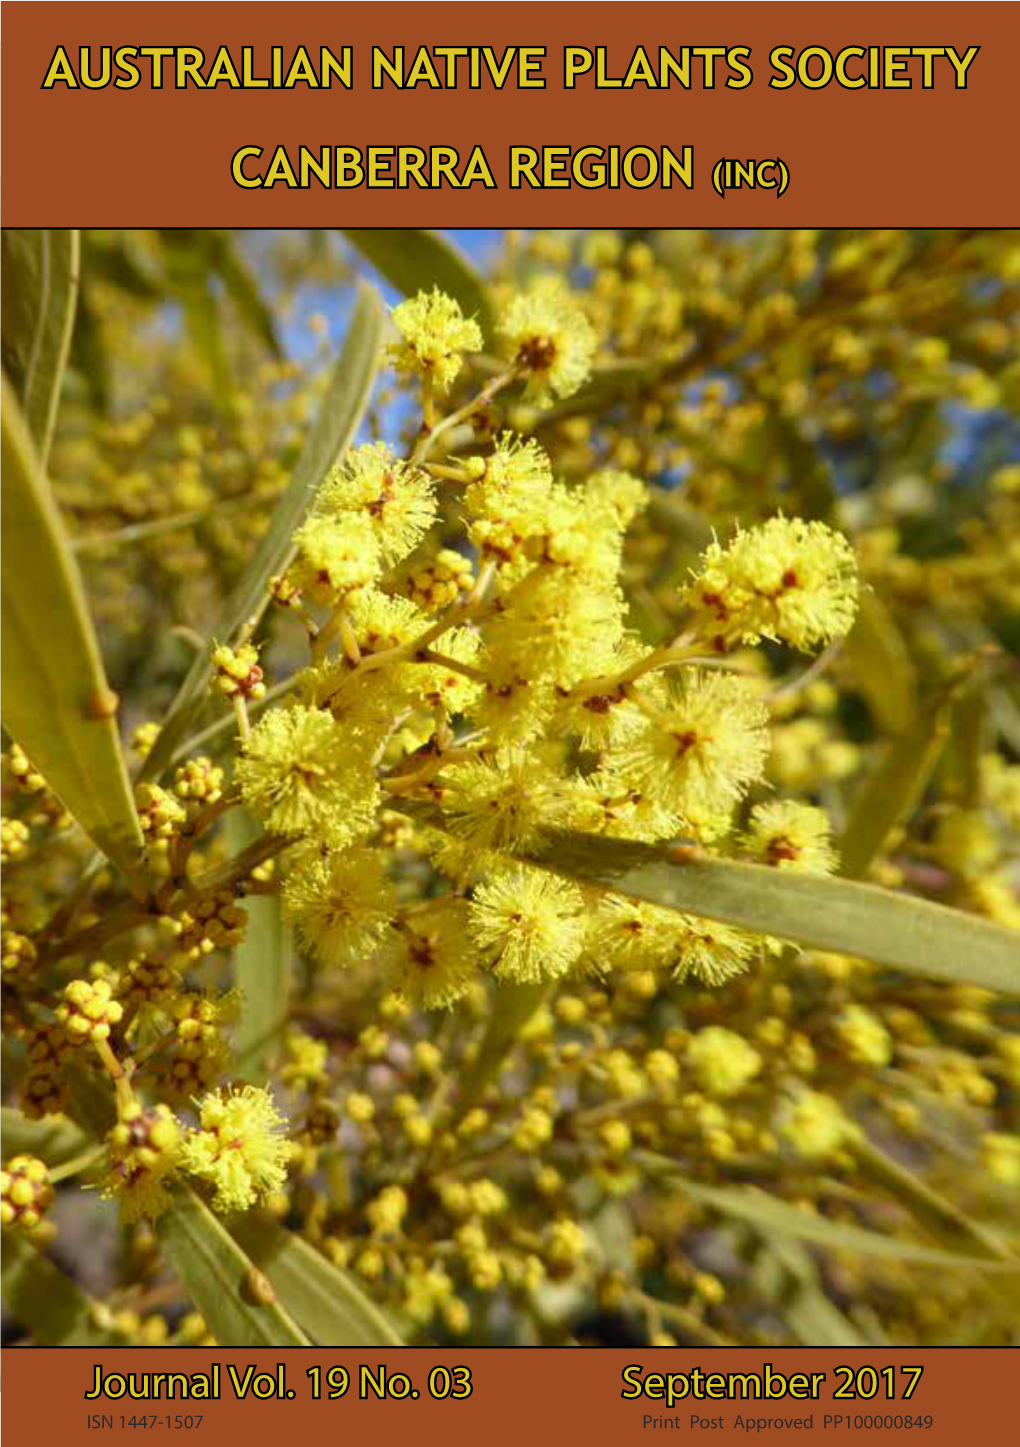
1, 1349, 1011, 1444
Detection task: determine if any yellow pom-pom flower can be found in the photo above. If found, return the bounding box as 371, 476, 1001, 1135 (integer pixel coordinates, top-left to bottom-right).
181, 1086, 294, 1213
235, 704, 379, 846
319, 442, 437, 566
778, 1090, 855, 1159
387, 287, 483, 393
681, 515, 858, 653
392, 899, 480, 1011
687, 1027, 763, 1098
469, 865, 586, 984
743, 800, 838, 874
282, 844, 397, 969
465, 432, 554, 545
615, 670, 770, 838
499, 280, 596, 405
291, 512, 381, 605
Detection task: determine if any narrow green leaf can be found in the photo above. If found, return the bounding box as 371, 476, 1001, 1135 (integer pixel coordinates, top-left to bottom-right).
844, 591, 920, 736
205, 233, 281, 357
229, 808, 291, 1085
635, 1159, 1020, 1272
180, 283, 231, 406
839, 696, 951, 878
1, 228, 80, 463
945, 679, 987, 808
232, 1215, 402, 1346
156, 1188, 310, 1345
765, 1239, 870, 1347
141, 282, 385, 784
453, 980, 553, 1123
341, 229, 495, 340
530, 830, 1019, 995
0, 1106, 91, 1165
1, 1231, 131, 1345
0, 375, 144, 880
64, 1060, 118, 1140
851, 1136, 1015, 1264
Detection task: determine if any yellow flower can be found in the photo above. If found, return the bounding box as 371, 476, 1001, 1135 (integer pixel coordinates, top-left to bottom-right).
615, 670, 770, 838
366, 1183, 408, 1236
57, 977, 123, 1046
181, 1086, 294, 1213
291, 513, 381, 604
778, 1090, 854, 1159
465, 432, 554, 543
212, 642, 266, 701
388, 287, 483, 393
682, 515, 858, 652
592, 893, 756, 987
282, 845, 397, 969
687, 1027, 763, 1097
441, 748, 562, 857
743, 800, 838, 874
319, 442, 437, 565
469, 865, 585, 983
235, 704, 379, 845
980, 1133, 1020, 1187
499, 279, 596, 404
391, 899, 480, 1011
834, 1005, 892, 1068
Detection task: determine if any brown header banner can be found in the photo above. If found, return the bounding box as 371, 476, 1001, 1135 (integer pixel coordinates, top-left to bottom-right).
2, 1347, 1015, 1446
0, 1, 1016, 224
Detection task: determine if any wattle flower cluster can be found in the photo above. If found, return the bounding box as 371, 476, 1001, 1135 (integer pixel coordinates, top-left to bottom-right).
229, 286, 858, 1014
